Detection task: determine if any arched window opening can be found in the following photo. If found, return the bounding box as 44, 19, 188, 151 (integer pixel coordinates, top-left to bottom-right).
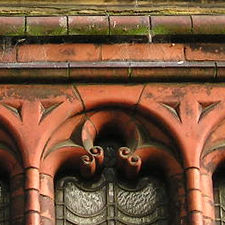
213, 165, 225, 225
55, 123, 170, 225
0, 182, 10, 225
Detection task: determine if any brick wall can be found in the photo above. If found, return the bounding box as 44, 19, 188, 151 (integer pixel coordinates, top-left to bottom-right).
0, 84, 223, 225
0, 14, 224, 225
2, 43, 225, 63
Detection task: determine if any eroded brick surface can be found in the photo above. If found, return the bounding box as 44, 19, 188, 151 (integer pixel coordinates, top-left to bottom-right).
18, 44, 101, 62
185, 44, 225, 61
102, 43, 185, 61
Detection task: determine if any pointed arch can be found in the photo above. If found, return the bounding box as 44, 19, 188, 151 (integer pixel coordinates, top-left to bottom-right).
39, 105, 185, 225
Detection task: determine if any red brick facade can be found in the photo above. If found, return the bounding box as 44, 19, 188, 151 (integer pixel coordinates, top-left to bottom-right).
1, 84, 225, 225
3, 43, 225, 63
0, 14, 224, 225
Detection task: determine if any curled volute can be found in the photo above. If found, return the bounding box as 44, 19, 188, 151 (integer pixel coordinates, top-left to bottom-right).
80, 147, 104, 178
118, 147, 142, 179
80, 154, 96, 178
80, 110, 144, 179
79, 109, 182, 179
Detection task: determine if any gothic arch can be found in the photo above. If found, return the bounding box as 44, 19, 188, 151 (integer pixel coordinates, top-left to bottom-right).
0, 122, 23, 224
39, 105, 186, 225
200, 116, 225, 225
41, 107, 183, 177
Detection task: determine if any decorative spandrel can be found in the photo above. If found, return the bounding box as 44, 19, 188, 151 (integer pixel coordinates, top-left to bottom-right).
0, 181, 10, 225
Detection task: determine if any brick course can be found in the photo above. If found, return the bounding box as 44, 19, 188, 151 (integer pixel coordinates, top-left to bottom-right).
0, 15, 223, 36
0, 42, 224, 65
102, 43, 185, 61
18, 44, 101, 62
0, 43, 221, 63
185, 44, 225, 61
151, 16, 192, 35
17, 43, 185, 62
27, 17, 67, 36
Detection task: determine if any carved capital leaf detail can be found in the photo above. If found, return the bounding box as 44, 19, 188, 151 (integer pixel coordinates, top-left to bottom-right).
160, 102, 181, 122
40, 101, 63, 122
1, 102, 22, 121
198, 101, 220, 122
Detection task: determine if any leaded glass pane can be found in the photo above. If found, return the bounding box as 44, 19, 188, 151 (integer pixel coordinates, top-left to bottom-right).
214, 176, 225, 225
56, 172, 169, 225
0, 181, 10, 225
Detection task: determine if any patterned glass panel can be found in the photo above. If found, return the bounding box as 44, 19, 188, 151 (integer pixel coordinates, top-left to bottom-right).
0, 181, 10, 225
56, 172, 169, 225
214, 176, 225, 225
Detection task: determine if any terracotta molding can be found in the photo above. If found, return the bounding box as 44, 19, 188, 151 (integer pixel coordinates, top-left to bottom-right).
0, 84, 225, 224
0, 15, 224, 36
0, 61, 219, 82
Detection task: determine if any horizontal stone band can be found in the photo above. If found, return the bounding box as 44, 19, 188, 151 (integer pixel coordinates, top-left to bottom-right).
0, 61, 223, 82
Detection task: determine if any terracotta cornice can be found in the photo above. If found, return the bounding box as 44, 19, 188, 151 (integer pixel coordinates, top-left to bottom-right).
0, 61, 222, 83
0, 15, 224, 37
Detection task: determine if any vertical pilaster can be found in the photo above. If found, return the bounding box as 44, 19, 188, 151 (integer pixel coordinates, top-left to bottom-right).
25, 168, 40, 225
40, 173, 55, 225
186, 167, 203, 225
201, 172, 215, 225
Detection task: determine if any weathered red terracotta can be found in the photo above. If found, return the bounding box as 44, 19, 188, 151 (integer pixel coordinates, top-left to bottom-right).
0, 84, 223, 224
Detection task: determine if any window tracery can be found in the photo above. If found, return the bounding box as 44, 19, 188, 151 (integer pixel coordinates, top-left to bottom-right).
55, 119, 170, 225
56, 173, 169, 225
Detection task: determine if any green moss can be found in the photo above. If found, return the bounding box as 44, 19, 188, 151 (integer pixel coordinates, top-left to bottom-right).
4, 26, 25, 36
27, 25, 67, 36
152, 25, 192, 35
111, 26, 149, 35
195, 24, 225, 35
69, 27, 109, 35
152, 25, 172, 35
